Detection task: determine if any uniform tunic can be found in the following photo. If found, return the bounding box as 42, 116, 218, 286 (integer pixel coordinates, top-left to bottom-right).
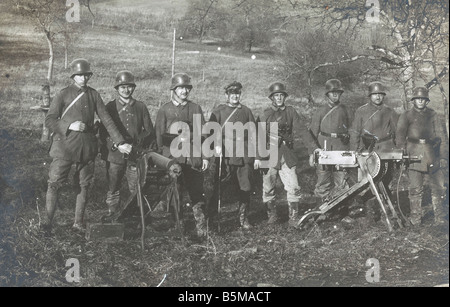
350, 102, 399, 152
396, 107, 448, 173
100, 98, 154, 165
208, 103, 256, 206
154, 100, 207, 205
309, 101, 350, 153
256, 105, 313, 203
46, 84, 124, 164
309, 100, 351, 198
395, 106, 448, 222
99, 97, 155, 209
154, 100, 205, 170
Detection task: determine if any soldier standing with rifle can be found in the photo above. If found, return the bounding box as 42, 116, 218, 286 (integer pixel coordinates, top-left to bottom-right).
209, 81, 257, 230
309, 79, 351, 201
99, 70, 155, 222
154, 73, 209, 238
43, 59, 132, 232
254, 82, 314, 227
395, 87, 448, 227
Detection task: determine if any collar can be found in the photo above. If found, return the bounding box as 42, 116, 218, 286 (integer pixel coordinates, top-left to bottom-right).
271, 104, 286, 111
227, 102, 242, 108
72, 83, 88, 92
413, 106, 427, 114
172, 99, 188, 107
369, 102, 384, 109
327, 101, 339, 109
118, 97, 135, 106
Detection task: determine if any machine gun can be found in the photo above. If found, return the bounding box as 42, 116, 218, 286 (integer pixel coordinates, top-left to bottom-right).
297, 148, 419, 232
87, 151, 184, 248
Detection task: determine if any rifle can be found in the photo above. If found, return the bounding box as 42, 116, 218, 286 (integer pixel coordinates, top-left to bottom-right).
217, 153, 223, 233
308, 128, 322, 150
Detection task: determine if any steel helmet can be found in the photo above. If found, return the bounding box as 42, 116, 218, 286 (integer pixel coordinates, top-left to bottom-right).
325, 79, 344, 94
170, 73, 192, 90
224, 81, 242, 94
368, 81, 386, 96
411, 87, 429, 101
268, 82, 288, 98
114, 70, 136, 88
70, 58, 92, 78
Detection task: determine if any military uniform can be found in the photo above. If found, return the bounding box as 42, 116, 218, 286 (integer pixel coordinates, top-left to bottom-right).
45, 82, 125, 228
256, 82, 314, 225
395, 88, 448, 225
309, 98, 351, 199
154, 73, 208, 237
99, 97, 154, 214
350, 83, 399, 188
209, 82, 257, 229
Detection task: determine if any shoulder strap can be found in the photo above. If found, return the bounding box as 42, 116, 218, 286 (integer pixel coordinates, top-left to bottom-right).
222, 107, 239, 128
60, 91, 85, 119
319, 104, 337, 131
362, 108, 381, 129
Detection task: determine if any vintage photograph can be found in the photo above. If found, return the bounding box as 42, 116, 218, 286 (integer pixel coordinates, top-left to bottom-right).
0, 0, 448, 289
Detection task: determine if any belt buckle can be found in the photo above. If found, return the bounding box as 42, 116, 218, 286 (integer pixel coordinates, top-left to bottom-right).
419, 139, 426, 144
331, 133, 337, 138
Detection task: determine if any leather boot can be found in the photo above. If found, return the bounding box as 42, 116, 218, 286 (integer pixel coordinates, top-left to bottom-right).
288, 202, 300, 228
239, 202, 252, 230
266, 200, 278, 224
73, 186, 88, 230
193, 202, 207, 238
409, 197, 422, 226
102, 190, 120, 223
43, 185, 58, 230
432, 195, 447, 225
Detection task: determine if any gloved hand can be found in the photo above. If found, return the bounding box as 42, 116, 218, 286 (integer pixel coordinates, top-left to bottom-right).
117, 143, 132, 155
309, 154, 315, 167
254, 159, 261, 170
201, 159, 210, 172
69, 121, 86, 132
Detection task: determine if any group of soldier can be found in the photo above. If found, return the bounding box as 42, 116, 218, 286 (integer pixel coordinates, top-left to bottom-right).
41, 58, 448, 238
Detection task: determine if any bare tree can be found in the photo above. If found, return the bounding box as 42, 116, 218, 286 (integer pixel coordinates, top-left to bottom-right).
14, 0, 68, 82
184, 0, 219, 42
284, 0, 449, 110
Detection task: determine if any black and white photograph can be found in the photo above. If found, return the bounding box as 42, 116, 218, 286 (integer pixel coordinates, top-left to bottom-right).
0, 0, 448, 290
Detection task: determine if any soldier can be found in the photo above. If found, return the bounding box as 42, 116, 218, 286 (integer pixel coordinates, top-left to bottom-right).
254, 82, 314, 227
209, 81, 257, 230
395, 87, 448, 226
44, 59, 132, 232
350, 82, 399, 185
309, 79, 351, 200
154, 73, 209, 238
99, 70, 155, 222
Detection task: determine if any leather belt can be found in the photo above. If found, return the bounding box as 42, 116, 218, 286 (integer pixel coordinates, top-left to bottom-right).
407, 137, 432, 145
320, 132, 348, 138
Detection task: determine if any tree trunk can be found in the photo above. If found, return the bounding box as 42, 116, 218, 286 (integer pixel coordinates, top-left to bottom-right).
45, 31, 54, 82
430, 46, 449, 139
64, 39, 68, 69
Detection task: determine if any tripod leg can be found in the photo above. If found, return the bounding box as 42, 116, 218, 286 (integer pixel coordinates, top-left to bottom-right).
378, 182, 403, 228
